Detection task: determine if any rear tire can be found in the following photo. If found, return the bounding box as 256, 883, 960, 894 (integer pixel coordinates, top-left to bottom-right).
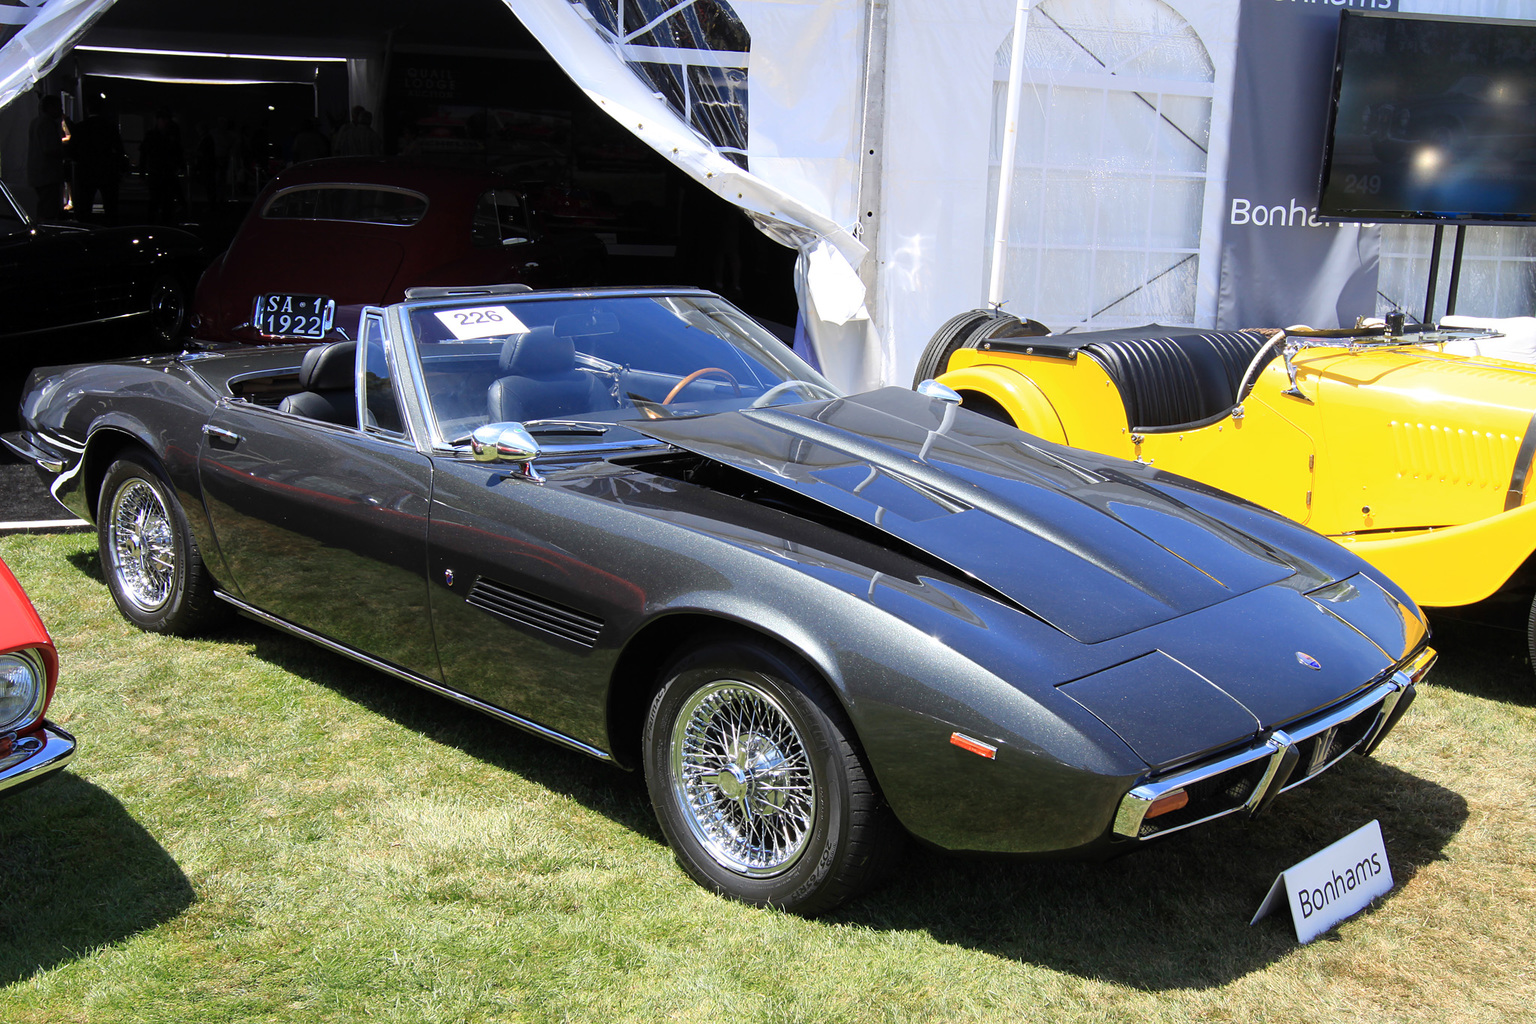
643, 638, 902, 915
1525, 593, 1536, 683
98, 451, 222, 635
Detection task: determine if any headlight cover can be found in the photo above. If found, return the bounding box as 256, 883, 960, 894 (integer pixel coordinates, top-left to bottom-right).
0, 649, 47, 733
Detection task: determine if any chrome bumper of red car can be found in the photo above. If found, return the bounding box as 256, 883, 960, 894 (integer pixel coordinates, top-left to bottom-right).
1112, 647, 1436, 841
0, 722, 77, 796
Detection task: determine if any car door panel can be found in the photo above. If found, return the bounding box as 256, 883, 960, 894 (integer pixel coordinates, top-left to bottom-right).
425, 460, 649, 752
199, 402, 438, 679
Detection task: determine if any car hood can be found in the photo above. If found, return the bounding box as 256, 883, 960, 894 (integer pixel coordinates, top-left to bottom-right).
635, 388, 1340, 644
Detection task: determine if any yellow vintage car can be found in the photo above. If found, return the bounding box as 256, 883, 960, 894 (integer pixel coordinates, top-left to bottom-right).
918, 311, 1536, 675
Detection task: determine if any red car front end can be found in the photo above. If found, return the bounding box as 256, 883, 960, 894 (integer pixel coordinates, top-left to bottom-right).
0, 558, 75, 796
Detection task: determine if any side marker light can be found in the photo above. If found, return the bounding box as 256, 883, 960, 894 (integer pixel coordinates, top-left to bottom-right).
1145, 789, 1189, 820
949, 732, 997, 759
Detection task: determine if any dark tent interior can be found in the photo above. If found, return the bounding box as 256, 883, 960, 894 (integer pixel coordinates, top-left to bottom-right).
17, 0, 795, 321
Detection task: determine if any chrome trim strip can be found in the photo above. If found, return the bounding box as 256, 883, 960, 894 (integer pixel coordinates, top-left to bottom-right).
0, 723, 77, 794
434, 437, 667, 462
1505, 410, 1536, 511
213, 592, 612, 762
399, 286, 714, 315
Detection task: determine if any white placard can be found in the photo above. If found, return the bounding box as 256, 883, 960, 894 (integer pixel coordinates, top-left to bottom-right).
433, 306, 528, 340
1251, 820, 1393, 944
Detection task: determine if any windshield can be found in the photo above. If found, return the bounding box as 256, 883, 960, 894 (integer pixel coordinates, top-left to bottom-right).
405, 294, 839, 443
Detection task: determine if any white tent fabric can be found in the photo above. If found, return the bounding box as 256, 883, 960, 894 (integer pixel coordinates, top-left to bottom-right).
502, 0, 877, 387
0, 0, 115, 112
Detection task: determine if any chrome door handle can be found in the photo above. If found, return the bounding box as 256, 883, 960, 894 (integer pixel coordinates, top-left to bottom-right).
205, 425, 242, 448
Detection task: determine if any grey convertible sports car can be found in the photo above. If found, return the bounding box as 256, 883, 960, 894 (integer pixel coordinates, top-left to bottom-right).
3, 285, 1434, 913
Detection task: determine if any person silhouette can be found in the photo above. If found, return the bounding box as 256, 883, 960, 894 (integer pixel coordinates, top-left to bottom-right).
26, 94, 68, 221
69, 94, 128, 224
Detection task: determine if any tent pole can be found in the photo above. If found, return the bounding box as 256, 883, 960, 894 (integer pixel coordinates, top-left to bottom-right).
987, 0, 1034, 309
856, 0, 889, 303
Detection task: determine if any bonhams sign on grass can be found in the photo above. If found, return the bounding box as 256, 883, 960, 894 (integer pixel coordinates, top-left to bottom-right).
1251, 820, 1394, 944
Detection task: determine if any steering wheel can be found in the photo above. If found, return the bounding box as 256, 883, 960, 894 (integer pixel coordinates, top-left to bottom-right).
662, 367, 741, 405
748, 379, 840, 409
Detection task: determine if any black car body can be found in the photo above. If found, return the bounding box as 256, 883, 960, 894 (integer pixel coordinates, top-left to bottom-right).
3, 285, 1434, 913
0, 179, 204, 349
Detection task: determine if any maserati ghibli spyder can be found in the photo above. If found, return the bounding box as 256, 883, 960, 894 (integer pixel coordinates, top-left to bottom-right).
4, 285, 1434, 912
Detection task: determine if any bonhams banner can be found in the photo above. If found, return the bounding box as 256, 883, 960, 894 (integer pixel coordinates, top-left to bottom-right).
1217, 0, 1396, 329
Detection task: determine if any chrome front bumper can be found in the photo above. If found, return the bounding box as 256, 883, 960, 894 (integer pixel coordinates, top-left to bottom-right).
1113, 647, 1435, 841
0, 722, 78, 796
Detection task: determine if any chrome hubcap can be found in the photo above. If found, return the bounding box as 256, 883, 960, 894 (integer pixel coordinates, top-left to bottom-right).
108, 479, 176, 611
671, 680, 815, 877
149, 283, 184, 338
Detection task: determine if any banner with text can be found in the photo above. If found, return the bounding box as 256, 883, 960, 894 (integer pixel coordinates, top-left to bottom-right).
1217, 0, 1397, 329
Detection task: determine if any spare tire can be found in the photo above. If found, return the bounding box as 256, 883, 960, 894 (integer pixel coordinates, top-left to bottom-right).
911, 309, 1048, 387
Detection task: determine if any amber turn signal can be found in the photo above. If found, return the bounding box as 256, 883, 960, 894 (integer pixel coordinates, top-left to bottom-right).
1144, 788, 1189, 819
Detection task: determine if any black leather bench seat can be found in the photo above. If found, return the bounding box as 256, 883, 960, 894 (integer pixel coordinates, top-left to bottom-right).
979, 323, 1275, 430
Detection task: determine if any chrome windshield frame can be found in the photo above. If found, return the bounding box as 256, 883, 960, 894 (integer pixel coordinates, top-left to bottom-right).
389, 286, 834, 462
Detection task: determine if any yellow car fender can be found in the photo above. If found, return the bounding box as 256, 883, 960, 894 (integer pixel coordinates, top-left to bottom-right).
937, 364, 1069, 445
1336, 500, 1536, 607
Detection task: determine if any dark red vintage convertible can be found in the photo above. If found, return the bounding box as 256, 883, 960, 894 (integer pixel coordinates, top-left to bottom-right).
190, 158, 604, 345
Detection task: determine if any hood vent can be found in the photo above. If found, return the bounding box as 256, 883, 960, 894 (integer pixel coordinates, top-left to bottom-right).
467, 577, 604, 648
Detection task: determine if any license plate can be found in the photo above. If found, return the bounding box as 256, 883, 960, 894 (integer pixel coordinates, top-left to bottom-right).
253, 294, 335, 339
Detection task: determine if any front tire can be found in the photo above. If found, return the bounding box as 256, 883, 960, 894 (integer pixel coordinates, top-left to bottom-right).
98, 451, 221, 635
643, 639, 901, 914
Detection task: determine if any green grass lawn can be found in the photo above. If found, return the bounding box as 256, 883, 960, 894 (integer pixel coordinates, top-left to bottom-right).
2, 531, 1533, 1023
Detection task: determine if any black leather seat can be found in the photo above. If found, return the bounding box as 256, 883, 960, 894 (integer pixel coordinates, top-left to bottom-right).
486, 326, 610, 423
277, 341, 357, 425
1077, 329, 1274, 429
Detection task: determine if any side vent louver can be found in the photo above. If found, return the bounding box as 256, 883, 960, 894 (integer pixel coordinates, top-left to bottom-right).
466, 577, 604, 648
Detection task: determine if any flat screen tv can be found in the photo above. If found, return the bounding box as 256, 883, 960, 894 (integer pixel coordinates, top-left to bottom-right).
1317, 10, 1536, 224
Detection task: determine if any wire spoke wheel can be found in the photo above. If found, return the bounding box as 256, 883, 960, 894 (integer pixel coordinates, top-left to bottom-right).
107, 478, 177, 612
97, 450, 222, 635
671, 680, 816, 877
644, 638, 903, 914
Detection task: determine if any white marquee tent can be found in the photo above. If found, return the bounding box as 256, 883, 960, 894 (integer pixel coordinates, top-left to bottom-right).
4, 0, 1535, 390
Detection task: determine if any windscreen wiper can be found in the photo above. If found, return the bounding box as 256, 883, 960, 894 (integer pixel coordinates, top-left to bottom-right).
522, 419, 613, 435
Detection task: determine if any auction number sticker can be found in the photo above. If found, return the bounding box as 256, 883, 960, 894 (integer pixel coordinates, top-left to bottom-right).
433, 305, 528, 340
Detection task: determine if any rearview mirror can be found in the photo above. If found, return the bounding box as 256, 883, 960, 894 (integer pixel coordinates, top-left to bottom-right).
470, 422, 543, 481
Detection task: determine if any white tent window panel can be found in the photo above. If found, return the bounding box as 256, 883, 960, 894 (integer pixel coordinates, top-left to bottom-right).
988, 0, 1213, 331
570, 0, 749, 166
1378, 224, 1536, 322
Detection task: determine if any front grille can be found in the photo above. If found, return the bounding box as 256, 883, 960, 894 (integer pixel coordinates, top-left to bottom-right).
466, 577, 604, 648
1279, 695, 1384, 793
1113, 648, 1435, 842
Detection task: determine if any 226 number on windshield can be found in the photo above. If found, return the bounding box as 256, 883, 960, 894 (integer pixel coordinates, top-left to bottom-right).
433, 305, 529, 340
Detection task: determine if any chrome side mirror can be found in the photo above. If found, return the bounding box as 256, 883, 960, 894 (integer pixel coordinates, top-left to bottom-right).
915, 379, 962, 404
470, 422, 544, 481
